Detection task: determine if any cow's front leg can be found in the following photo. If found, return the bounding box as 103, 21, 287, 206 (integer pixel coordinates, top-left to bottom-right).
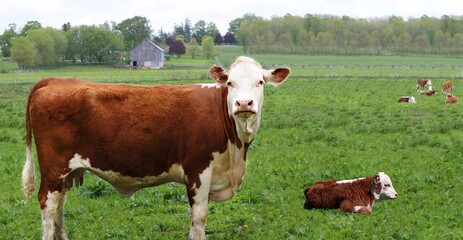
186, 168, 212, 240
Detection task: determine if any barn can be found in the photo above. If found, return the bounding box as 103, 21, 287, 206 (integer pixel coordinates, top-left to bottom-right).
130, 39, 165, 68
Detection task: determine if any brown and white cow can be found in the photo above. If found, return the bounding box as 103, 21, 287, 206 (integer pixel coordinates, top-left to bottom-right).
22, 56, 290, 240
420, 87, 437, 96
442, 80, 453, 94
398, 96, 416, 103
303, 172, 398, 214
445, 93, 458, 103
416, 79, 432, 91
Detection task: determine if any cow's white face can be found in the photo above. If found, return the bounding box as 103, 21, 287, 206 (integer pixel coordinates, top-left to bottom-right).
376, 172, 398, 201
209, 57, 290, 141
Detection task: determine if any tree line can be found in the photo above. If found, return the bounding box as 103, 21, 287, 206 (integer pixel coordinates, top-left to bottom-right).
0, 16, 236, 69
234, 13, 463, 55
2, 13, 463, 69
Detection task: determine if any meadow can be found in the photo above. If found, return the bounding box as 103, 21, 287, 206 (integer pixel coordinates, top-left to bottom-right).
1, 50, 463, 239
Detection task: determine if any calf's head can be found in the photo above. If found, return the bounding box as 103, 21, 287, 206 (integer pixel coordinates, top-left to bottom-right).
372, 172, 398, 201
209, 56, 290, 138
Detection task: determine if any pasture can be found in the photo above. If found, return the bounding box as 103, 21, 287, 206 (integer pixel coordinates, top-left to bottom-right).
1, 53, 463, 239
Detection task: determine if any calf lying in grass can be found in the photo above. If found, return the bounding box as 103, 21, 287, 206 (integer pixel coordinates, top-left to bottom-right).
304, 172, 397, 214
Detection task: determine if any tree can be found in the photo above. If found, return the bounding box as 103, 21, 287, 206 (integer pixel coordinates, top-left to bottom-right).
193, 20, 207, 44
214, 33, 223, 45
184, 18, 192, 42
115, 16, 152, 50
201, 35, 215, 59
228, 18, 242, 35
66, 25, 123, 63
0, 23, 17, 57
61, 22, 71, 32
20, 21, 42, 36
87, 27, 124, 63
186, 38, 200, 58
223, 32, 236, 44
10, 37, 36, 69
206, 22, 219, 39
27, 29, 56, 66
42, 28, 67, 61
169, 39, 185, 58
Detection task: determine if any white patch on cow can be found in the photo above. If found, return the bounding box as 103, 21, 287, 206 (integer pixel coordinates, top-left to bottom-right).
188, 141, 246, 239
336, 177, 366, 184
65, 153, 186, 195
200, 83, 222, 89
353, 204, 372, 213
41, 190, 67, 240
377, 172, 398, 200
208, 141, 246, 202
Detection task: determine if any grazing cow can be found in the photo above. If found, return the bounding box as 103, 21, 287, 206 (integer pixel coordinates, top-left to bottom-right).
22, 56, 290, 240
445, 93, 458, 103
398, 96, 416, 103
303, 172, 398, 214
420, 87, 437, 96
442, 80, 453, 94
416, 79, 432, 91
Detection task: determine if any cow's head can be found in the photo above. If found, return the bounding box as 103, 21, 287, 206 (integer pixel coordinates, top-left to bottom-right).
209, 56, 290, 140
372, 172, 398, 201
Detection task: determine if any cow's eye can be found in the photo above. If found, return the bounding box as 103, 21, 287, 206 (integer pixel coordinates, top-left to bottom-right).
384, 184, 390, 187
226, 81, 234, 87
258, 80, 265, 86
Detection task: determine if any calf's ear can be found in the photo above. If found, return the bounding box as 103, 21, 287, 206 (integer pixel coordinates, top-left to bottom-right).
209, 66, 228, 85
374, 174, 380, 184
263, 68, 291, 86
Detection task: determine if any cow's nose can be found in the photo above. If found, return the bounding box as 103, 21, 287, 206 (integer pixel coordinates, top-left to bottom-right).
235, 100, 254, 108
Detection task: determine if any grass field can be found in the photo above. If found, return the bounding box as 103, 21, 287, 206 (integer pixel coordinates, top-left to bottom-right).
1, 53, 463, 239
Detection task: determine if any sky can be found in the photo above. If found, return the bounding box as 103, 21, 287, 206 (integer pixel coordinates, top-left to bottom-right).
1, 0, 462, 35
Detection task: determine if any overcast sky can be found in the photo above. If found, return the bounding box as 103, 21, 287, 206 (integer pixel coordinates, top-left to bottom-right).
1, 0, 461, 35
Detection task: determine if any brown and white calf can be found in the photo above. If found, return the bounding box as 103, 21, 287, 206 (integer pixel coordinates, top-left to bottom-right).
22, 56, 290, 240
442, 80, 453, 94
416, 79, 432, 91
398, 96, 416, 103
303, 172, 398, 214
445, 93, 458, 103
420, 87, 437, 96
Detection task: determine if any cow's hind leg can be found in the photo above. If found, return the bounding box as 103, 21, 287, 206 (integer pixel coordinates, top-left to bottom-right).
39, 185, 68, 240
340, 200, 371, 214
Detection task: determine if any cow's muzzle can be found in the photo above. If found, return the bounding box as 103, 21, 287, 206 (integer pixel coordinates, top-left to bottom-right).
234, 99, 256, 118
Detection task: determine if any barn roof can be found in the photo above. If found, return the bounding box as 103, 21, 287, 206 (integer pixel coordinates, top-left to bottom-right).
134, 39, 164, 52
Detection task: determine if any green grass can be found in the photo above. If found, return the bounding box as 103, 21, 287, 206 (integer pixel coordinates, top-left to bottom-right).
0, 61, 463, 239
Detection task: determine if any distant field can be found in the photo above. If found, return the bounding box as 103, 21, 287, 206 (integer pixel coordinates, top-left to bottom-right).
1, 70, 462, 238
1, 47, 462, 83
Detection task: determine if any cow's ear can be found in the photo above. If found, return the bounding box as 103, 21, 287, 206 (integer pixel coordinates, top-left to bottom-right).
209, 66, 228, 85
263, 68, 291, 86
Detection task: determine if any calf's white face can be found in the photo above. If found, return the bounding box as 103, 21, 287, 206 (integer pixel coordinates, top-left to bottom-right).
377, 172, 398, 200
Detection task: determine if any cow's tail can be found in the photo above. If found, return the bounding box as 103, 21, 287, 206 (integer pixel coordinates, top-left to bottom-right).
22, 80, 49, 199
22, 89, 36, 199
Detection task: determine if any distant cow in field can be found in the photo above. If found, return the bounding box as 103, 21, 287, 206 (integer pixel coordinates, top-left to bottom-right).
398, 96, 416, 103
442, 81, 453, 94
445, 93, 458, 103
420, 87, 437, 96
304, 172, 398, 214
416, 79, 432, 91
22, 56, 291, 240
